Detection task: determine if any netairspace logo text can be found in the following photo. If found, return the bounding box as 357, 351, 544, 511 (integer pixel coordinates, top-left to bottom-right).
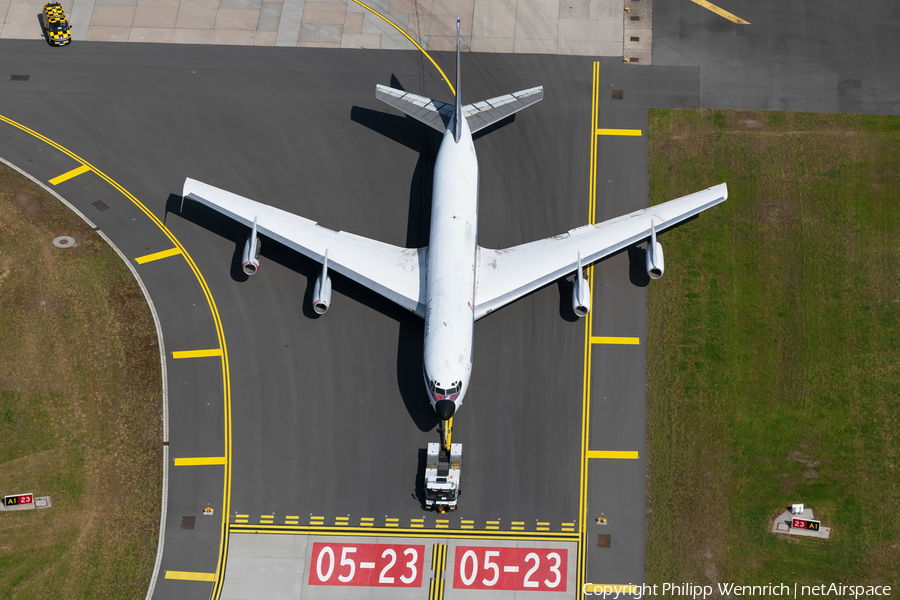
582, 582, 893, 599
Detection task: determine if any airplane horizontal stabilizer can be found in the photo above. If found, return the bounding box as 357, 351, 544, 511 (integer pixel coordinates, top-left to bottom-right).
462, 86, 543, 134
375, 85, 452, 133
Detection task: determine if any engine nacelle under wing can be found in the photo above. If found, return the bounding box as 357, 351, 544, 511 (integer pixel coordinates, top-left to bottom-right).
241, 216, 261, 275
312, 250, 332, 314
572, 252, 591, 318
646, 220, 665, 280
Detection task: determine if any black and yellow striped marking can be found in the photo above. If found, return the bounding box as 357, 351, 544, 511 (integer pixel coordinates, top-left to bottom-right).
428, 543, 447, 600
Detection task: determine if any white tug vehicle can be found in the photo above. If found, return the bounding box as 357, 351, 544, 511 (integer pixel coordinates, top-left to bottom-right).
424, 442, 462, 512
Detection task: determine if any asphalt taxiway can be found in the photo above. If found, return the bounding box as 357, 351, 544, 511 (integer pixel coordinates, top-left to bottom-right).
3, 2, 898, 596
2, 41, 628, 598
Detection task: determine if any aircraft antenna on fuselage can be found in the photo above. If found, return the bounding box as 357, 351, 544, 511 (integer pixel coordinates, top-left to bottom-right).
453, 16, 462, 143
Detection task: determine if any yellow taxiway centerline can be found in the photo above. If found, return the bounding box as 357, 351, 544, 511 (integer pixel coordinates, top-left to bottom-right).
174, 457, 227, 466
587, 451, 640, 459
690, 0, 750, 24
48, 164, 91, 185
597, 128, 642, 136
164, 571, 217, 582
350, 0, 455, 95
590, 336, 640, 345
0, 113, 234, 599
135, 247, 182, 264
172, 348, 223, 359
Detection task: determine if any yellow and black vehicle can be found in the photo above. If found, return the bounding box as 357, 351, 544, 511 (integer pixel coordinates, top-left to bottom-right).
42, 2, 72, 46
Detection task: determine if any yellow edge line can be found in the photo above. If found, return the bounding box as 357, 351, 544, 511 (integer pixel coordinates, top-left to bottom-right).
48, 163, 91, 185
578, 59, 600, 594
174, 456, 227, 466
172, 348, 223, 359
689, 0, 750, 24
590, 336, 640, 345
596, 128, 642, 136
229, 526, 579, 541
587, 451, 640, 459
164, 571, 217, 582
350, 0, 455, 96
135, 247, 182, 264
0, 114, 233, 599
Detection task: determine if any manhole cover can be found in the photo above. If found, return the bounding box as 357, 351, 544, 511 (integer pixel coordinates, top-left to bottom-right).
53, 236, 76, 248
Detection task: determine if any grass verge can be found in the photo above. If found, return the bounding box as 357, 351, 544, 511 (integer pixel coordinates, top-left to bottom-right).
646, 110, 900, 590
0, 163, 162, 599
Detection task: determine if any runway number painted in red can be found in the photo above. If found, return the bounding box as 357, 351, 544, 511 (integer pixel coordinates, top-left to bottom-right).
308, 543, 424, 587
453, 547, 567, 592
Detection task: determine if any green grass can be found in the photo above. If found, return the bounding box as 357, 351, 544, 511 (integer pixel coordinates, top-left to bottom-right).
0, 165, 162, 599
646, 110, 900, 589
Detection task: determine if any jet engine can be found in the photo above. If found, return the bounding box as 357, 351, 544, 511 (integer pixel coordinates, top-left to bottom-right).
646, 220, 665, 280
312, 251, 332, 315
241, 216, 262, 275
572, 252, 591, 318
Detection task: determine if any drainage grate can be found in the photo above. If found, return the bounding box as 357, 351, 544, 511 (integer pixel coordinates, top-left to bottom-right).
597, 534, 611, 548
91, 200, 110, 212
612, 90, 624, 100
630, 36, 640, 42
11, 75, 30, 82
630, 15, 640, 21
182, 516, 196, 529
630, 57, 640, 63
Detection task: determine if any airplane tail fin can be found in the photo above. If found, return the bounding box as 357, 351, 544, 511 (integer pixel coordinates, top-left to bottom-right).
374, 17, 543, 136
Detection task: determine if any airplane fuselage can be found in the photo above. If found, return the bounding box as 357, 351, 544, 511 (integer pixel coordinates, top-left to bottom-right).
422, 116, 478, 420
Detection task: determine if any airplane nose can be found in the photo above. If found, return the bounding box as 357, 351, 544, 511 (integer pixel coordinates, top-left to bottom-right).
435, 400, 455, 420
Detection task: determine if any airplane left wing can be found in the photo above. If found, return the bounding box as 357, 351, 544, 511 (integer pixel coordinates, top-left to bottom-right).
473, 184, 727, 320
182, 178, 427, 317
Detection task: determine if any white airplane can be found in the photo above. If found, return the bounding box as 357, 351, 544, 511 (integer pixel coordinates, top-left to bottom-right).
182, 19, 727, 428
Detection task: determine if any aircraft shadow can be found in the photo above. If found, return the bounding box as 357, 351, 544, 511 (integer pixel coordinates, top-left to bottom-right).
166, 180, 439, 431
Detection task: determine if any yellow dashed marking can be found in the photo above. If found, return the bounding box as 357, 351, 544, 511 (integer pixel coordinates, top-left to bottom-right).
174, 457, 226, 466
596, 128, 642, 136
135, 247, 182, 264
689, 0, 749, 23
172, 348, 223, 359
48, 164, 91, 185
165, 571, 217, 582
587, 451, 640, 459
590, 336, 640, 345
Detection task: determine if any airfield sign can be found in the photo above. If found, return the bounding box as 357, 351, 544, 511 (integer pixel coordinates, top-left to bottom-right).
791, 518, 821, 531
4, 493, 34, 507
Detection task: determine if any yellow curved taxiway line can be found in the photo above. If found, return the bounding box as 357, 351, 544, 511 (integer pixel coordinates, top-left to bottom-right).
0, 114, 234, 599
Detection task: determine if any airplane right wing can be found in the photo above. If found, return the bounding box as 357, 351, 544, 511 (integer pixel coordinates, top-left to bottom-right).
473, 184, 727, 320
183, 178, 427, 317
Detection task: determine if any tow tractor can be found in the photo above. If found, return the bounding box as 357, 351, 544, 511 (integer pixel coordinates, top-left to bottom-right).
424, 419, 462, 512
